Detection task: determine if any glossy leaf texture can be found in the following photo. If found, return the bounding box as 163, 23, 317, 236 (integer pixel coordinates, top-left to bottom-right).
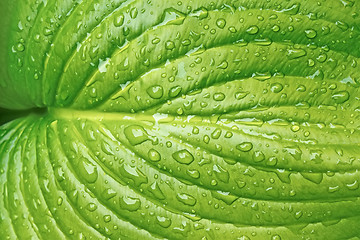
1, 0, 360, 239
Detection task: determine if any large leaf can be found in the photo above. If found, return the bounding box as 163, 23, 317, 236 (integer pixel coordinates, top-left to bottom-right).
1, 0, 360, 239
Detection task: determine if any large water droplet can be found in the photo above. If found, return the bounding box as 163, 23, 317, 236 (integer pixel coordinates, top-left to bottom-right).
119, 196, 141, 211
213, 164, 229, 183
147, 85, 164, 99
246, 25, 259, 35
172, 149, 194, 165
176, 193, 196, 206
78, 158, 98, 183
216, 18, 226, 29
148, 149, 161, 162
148, 181, 165, 200
236, 142, 253, 152
287, 48, 307, 60
156, 216, 172, 228
332, 91, 350, 104
124, 125, 149, 146
119, 164, 148, 186
211, 191, 238, 205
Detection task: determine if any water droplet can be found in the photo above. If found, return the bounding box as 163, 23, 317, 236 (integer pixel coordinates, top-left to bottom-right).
119, 164, 148, 186
336, 21, 349, 31
176, 193, 196, 206
172, 149, 194, 165
216, 18, 226, 29
246, 25, 259, 35
290, 125, 300, 132
101, 142, 114, 155
165, 41, 175, 50
284, 146, 302, 160
287, 48, 307, 59
300, 172, 323, 184
270, 83, 283, 93
148, 149, 161, 162
213, 92, 225, 101
346, 180, 359, 190
211, 128, 222, 139
147, 85, 164, 99
235, 91, 249, 100
217, 60, 228, 69
103, 215, 111, 223
15, 43, 25, 52
119, 196, 141, 211
305, 29, 317, 39
124, 125, 149, 146
130, 7, 138, 19
78, 158, 98, 183
148, 181, 165, 200
236, 142, 253, 152
213, 164, 229, 183
113, 13, 124, 27
102, 188, 117, 200
279, 3, 300, 15
211, 191, 238, 205
156, 216, 171, 228
57, 197, 63, 206
332, 91, 350, 104
266, 157, 278, 166
272, 234, 281, 240
86, 203, 98, 212
152, 37, 160, 44
186, 169, 200, 179
169, 86, 182, 98
252, 151, 265, 162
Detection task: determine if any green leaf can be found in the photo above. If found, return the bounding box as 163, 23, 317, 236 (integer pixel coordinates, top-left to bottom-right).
1, 0, 360, 239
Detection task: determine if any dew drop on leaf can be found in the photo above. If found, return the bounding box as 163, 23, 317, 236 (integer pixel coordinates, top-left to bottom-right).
176, 193, 197, 206
124, 125, 149, 146
147, 85, 164, 99
172, 149, 194, 164
156, 216, 172, 228
148, 149, 161, 162
236, 142, 253, 152
119, 196, 141, 211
